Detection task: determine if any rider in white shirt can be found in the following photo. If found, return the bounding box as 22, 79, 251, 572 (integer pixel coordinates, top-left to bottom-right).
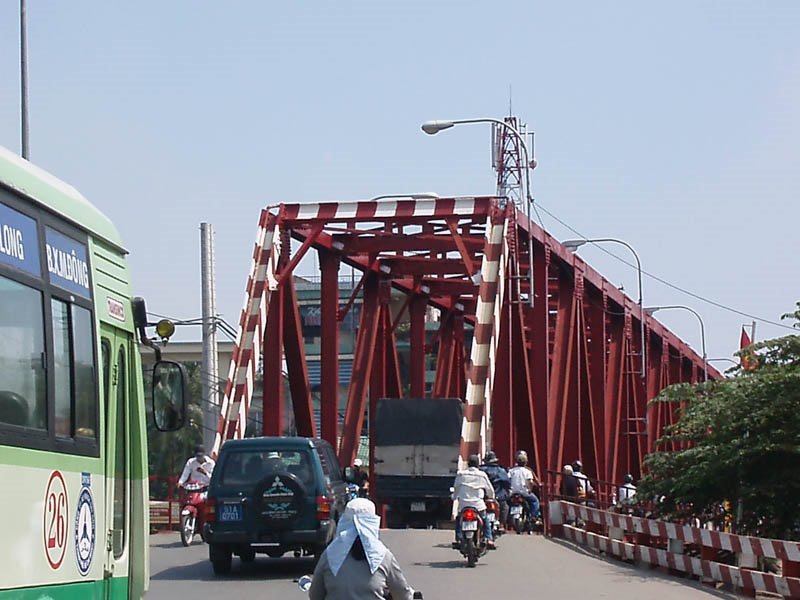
507, 451, 540, 519
452, 454, 496, 548
178, 445, 216, 488
617, 474, 637, 504
571, 460, 595, 506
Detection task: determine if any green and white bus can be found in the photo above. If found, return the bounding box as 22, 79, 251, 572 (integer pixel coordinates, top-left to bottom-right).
0, 145, 185, 599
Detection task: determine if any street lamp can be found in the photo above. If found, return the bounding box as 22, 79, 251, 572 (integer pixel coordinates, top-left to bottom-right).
563, 238, 646, 379
20, 0, 30, 158
644, 305, 708, 382
708, 357, 737, 367
421, 117, 537, 306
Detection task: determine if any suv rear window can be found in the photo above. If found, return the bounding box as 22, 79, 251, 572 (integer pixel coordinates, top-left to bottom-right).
317, 445, 342, 483
219, 449, 315, 489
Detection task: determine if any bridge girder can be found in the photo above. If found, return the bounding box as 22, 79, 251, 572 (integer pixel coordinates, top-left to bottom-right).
214, 197, 718, 490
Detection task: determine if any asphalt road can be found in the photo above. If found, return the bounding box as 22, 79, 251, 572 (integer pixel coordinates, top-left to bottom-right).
148, 529, 733, 599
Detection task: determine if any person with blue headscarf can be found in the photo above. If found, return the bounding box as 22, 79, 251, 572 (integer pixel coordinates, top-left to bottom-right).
308, 498, 414, 600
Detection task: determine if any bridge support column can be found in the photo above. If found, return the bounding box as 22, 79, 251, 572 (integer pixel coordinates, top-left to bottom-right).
409, 294, 427, 398
339, 273, 380, 465
320, 251, 340, 446
283, 276, 315, 437
263, 288, 284, 436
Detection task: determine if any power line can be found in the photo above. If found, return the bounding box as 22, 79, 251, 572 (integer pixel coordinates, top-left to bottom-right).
534, 202, 797, 332
145, 312, 238, 341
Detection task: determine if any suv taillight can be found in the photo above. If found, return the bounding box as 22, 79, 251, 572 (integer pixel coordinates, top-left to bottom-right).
204, 497, 217, 522
316, 496, 331, 521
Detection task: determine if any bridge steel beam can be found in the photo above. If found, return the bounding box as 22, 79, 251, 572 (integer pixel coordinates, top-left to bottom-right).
319, 250, 340, 447
216, 197, 721, 484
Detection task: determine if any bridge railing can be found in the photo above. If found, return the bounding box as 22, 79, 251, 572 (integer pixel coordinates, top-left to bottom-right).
149, 475, 180, 531
546, 499, 800, 598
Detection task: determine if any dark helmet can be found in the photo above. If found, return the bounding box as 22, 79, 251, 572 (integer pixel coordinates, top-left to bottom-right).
467, 454, 480, 468
484, 450, 498, 464
515, 450, 528, 466
572, 459, 583, 473
624, 473, 634, 484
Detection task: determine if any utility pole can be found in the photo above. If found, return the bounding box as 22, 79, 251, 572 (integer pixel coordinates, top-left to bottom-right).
20, 0, 30, 159
200, 223, 220, 450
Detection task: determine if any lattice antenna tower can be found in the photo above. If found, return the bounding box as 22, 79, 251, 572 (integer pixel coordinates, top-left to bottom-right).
492, 115, 528, 208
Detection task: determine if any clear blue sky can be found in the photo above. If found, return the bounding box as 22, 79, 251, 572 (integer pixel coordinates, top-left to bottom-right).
1, 1, 798, 362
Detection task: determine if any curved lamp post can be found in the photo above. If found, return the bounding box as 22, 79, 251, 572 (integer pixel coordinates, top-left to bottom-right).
421, 117, 537, 306
644, 305, 708, 382
708, 357, 737, 367
563, 238, 645, 379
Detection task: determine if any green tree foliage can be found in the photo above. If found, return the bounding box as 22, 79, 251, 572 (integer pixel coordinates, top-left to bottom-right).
639, 303, 800, 540
146, 361, 204, 498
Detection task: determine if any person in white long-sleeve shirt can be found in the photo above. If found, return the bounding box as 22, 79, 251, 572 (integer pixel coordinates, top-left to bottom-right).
452, 454, 495, 548
177, 445, 215, 488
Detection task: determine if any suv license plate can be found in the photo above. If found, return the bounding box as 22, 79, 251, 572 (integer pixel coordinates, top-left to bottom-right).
410, 501, 426, 512
219, 503, 243, 522
462, 520, 478, 531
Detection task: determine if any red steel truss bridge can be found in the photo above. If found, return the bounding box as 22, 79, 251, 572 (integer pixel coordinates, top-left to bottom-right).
212, 193, 718, 485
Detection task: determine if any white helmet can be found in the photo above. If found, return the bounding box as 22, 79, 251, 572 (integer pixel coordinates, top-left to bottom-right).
353, 458, 363, 468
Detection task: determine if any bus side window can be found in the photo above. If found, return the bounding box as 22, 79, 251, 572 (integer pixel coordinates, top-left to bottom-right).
72, 305, 96, 437
113, 345, 127, 558
51, 299, 97, 439
0, 275, 46, 430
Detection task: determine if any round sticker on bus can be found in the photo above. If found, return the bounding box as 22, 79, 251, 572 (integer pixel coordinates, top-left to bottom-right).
74, 486, 96, 576
43, 470, 68, 570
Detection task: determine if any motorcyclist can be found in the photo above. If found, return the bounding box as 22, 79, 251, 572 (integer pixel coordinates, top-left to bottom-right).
177, 444, 215, 488
571, 460, 595, 506
479, 450, 511, 526
616, 474, 637, 505
452, 454, 496, 549
353, 458, 370, 497
309, 498, 415, 600
560, 464, 578, 501
507, 450, 540, 520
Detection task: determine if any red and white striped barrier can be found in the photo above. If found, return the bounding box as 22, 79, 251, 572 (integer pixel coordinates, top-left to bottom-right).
460, 207, 508, 460
281, 196, 492, 222
549, 500, 800, 598
212, 209, 280, 457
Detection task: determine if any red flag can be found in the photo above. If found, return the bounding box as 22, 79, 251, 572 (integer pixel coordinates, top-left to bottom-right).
740, 327, 756, 371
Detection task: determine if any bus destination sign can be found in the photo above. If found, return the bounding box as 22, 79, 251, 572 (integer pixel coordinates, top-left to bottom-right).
0, 201, 40, 276
45, 228, 91, 299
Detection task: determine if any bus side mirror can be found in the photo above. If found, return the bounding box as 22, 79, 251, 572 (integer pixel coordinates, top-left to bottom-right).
152, 360, 186, 432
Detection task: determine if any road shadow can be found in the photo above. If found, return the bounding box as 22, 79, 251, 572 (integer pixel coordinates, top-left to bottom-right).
152, 555, 316, 582
413, 559, 477, 569
547, 537, 735, 599
150, 538, 187, 550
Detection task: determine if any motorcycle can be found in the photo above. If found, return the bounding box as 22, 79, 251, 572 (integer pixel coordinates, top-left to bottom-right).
346, 482, 360, 501
485, 498, 504, 539
508, 493, 532, 534
179, 481, 208, 546
456, 506, 488, 567
298, 575, 423, 598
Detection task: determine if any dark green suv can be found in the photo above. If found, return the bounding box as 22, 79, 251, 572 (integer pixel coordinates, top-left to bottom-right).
204, 437, 348, 574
